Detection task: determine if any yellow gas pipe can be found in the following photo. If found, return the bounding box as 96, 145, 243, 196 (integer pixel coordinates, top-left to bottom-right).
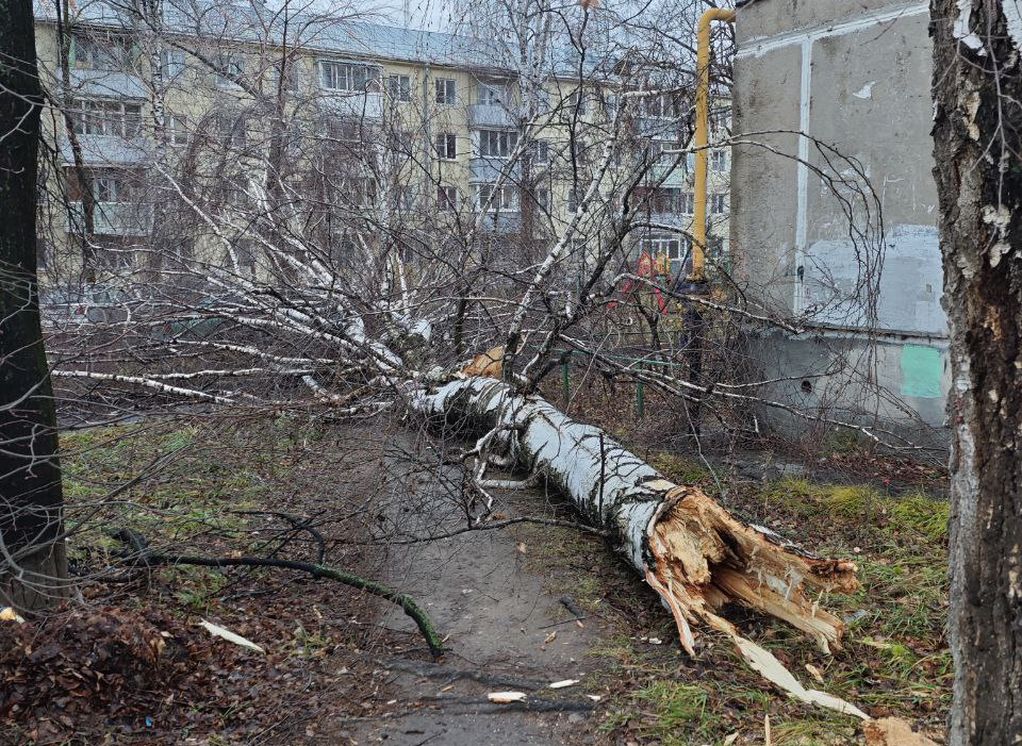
691, 7, 735, 282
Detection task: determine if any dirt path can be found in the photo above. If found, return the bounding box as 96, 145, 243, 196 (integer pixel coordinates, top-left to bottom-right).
347, 440, 616, 745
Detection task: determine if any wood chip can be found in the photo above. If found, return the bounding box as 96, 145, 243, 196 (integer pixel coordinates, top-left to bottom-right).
487, 691, 527, 703
0, 607, 26, 624
198, 619, 265, 653
548, 679, 579, 689
805, 663, 825, 684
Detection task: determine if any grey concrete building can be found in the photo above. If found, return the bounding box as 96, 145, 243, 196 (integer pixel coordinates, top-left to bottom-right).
730, 0, 946, 442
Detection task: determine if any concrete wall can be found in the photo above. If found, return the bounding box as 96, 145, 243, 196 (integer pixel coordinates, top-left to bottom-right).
730, 0, 948, 438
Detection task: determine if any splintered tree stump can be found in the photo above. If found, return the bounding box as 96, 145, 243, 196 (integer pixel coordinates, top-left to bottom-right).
414, 376, 867, 718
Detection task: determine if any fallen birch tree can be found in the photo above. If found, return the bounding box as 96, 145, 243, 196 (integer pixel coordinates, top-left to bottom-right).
414, 374, 867, 718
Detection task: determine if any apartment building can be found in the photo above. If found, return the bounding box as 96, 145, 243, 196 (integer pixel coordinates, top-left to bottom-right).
33, 1, 731, 287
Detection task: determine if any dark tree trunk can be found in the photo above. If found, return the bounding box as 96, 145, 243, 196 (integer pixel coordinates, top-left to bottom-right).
0, 0, 68, 610
930, 2, 1022, 742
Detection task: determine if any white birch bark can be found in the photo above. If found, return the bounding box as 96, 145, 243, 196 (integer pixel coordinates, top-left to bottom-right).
413, 376, 868, 719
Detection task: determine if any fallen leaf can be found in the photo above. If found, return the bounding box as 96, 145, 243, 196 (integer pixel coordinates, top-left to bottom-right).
863, 717, 939, 746
544, 631, 557, 644
198, 620, 265, 653
586, 694, 602, 702
487, 691, 527, 703
722, 734, 739, 745
516, 542, 527, 555
548, 679, 579, 689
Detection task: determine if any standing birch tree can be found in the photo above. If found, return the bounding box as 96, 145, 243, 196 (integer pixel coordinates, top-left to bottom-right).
931, 1, 1022, 742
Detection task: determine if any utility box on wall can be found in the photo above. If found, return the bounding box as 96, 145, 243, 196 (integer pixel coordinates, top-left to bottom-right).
730, 0, 948, 440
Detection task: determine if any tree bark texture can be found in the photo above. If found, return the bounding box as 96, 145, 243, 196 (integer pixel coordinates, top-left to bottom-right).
414, 377, 865, 717
0, 0, 68, 610
931, 1, 1022, 742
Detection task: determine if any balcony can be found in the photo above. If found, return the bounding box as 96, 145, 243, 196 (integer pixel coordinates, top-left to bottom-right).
320, 91, 384, 120
60, 135, 150, 167
476, 211, 520, 234
65, 69, 148, 100
468, 103, 513, 127
469, 157, 520, 182
67, 201, 154, 237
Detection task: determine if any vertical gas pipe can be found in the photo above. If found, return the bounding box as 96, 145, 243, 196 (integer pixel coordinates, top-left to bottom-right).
691, 7, 735, 281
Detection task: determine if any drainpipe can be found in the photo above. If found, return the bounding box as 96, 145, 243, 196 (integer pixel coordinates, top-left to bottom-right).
691, 7, 735, 281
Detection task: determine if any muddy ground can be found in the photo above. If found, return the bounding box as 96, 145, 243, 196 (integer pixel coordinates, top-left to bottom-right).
1, 412, 949, 744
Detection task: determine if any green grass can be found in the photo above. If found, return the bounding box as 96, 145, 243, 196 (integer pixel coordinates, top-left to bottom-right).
589, 464, 949, 744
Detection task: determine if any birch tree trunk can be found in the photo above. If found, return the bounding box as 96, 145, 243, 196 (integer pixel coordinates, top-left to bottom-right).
931, 2, 1022, 742
0, 0, 68, 610
414, 376, 865, 717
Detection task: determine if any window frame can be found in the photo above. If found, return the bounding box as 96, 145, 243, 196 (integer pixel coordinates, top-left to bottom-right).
474, 183, 519, 212
435, 132, 457, 160
437, 185, 458, 211
477, 128, 518, 159
318, 59, 380, 93
387, 73, 412, 102
435, 78, 457, 105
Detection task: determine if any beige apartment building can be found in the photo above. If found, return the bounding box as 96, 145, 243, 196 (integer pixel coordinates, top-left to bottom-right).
32, 1, 731, 287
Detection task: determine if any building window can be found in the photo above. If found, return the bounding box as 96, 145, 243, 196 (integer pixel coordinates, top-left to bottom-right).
711, 193, 727, 214
92, 172, 132, 202
477, 84, 501, 106
533, 186, 551, 211
566, 88, 587, 115
437, 185, 458, 211
215, 53, 245, 88
74, 33, 131, 71
711, 149, 727, 172
435, 78, 457, 104
478, 129, 518, 158
435, 133, 457, 160
167, 114, 189, 145
533, 140, 550, 164
274, 63, 300, 93
643, 92, 679, 119
395, 186, 417, 211
635, 187, 694, 214
319, 60, 379, 92
387, 74, 411, 101
474, 184, 518, 212
162, 48, 185, 77
71, 99, 142, 138
709, 107, 732, 132
640, 236, 692, 273
215, 111, 247, 147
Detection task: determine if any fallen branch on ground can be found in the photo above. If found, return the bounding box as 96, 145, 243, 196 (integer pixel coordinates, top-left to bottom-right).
112, 529, 443, 658
412, 376, 867, 718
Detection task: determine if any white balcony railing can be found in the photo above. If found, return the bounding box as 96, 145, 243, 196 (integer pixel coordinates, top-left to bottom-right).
468, 103, 513, 127
67, 201, 154, 237
321, 91, 384, 120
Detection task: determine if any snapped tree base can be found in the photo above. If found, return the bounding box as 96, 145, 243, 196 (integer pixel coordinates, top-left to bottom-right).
414, 376, 867, 718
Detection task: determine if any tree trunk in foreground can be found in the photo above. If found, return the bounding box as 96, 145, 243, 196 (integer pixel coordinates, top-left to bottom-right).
931, 2, 1022, 742
0, 0, 68, 610
415, 377, 865, 717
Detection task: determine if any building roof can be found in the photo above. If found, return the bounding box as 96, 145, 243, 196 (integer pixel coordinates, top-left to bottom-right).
34, 0, 611, 76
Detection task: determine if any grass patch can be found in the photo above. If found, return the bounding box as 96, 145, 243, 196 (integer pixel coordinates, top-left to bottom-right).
587, 463, 950, 743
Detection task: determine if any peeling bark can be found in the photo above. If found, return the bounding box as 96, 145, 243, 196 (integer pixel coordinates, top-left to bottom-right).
931, 1, 1022, 742
414, 377, 864, 717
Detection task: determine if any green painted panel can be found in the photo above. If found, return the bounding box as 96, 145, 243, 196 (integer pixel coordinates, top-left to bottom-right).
900, 344, 943, 399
